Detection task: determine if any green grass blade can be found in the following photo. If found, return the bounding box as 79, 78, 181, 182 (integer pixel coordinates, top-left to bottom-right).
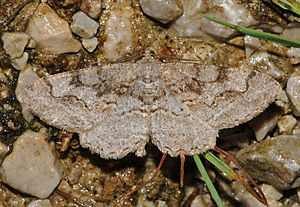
203, 151, 235, 178
193, 154, 224, 207
287, 0, 300, 10
199, 13, 300, 47
272, 0, 300, 15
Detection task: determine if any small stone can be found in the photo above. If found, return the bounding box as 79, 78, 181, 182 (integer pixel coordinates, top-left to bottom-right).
80, 0, 102, 19
183, 186, 212, 207
282, 22, 300, 42
286, 72, 300, 116
67, 165, 82, 185
57, 179, 72, 194
27, 38, 36, 48
27, 3, 82, 55
11, 52, 29, 70
244, 35, 261, 58
248, 110, 279, 141
1, 32, 30, 59
0, 130, 64, 198
275, 90, 291, 114
27, 199, 52, 207
70, 11, 99, 39
278, 115, 297, 134
261, 184, 283, 201
15, 64, 40, 122
82, 37, 98, 52
287, 47, 300, 64
139, 0, 183, 24
236, 135, 300, 190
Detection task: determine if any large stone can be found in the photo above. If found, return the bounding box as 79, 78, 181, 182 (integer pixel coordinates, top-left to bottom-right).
0, 130, 64, 198
26, 3, 82, 55
1, 32, 30, 59
27, 199, 52, 207
70, 11, 99, 39
286, 72, 300, 116
139, 0, 183, 24
102, 7, 137, 60
236, 135, 300, 190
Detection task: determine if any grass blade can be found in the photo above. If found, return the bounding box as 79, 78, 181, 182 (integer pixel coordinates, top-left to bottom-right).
272, 0, 300, 15
199, 13, 300, 47
203, 151, 235, 178
193, 154, 224, 207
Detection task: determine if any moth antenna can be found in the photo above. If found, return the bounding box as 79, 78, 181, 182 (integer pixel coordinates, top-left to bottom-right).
213, 146, 268, 206
180, 152, 185, 188
117, 153, 167, 205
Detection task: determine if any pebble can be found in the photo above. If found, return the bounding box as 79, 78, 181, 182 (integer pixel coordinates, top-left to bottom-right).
82, 37, 98, 52
277, 115, 297, 134
102, 7, 136, 60
11, 52, 29, 70
183, 186, 212, 207
67, 165, 82, 185
261, 184, 283, 201
26, 3, 82, 54
275, 90, 291, 114
282, 22, 300, 42
1, 32, 30, 59
80, 0, 102, 19
15, 64, 40, 122
243, 35, 261, 58
139, 0, 183, 24
70, 11, 99, 39
170, 0, 258, 40
286, 47, 300, 64
236, 135, 300, 190
248, 110, 279, 141
0, 130, 64, 198
27, 199, 52, 207
286, 72, 300, 116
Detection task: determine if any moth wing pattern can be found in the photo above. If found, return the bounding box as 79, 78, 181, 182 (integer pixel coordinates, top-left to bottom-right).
159, 62, 281, 130
18, 63, 150, 159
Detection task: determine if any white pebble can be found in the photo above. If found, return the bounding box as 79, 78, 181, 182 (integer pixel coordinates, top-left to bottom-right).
27, 199, 52, 207
11, 52, 29, 70
80, 0, 102, 19
82, 37, 98, 52
286, 72, 300, 116
0, 130, 64, 198
1, 32, 30, 59
70, 11, 99, 39
140, 0, 183, 24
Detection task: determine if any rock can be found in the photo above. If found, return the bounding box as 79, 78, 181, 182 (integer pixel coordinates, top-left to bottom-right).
286, 72, 300, 116
70, 11, 99, 39
11, 52, 28, 70
236, 135, 300, 190
287, 47, 300, 64
248, 110, 279, 141
27, 199, 52, 207
139, 0, 183, 24
170, 0, 258, 40
261, 184, 283, 201
82, 37, 98, 52
183, 186, 212, 207
15, 64, 40, 122
277, 115, 297, 134
249, 51, 293, 84
0, 141, 9, 160
26, 3, 82, 55
282, 22, 300, 42
1, 32, 30, 59
67, 165, 82, 185
80, 0, 102, 19
0, 130, 64, 198
275, 90, 291, 114
102, 7, 137, 60
244, 35, 261, 58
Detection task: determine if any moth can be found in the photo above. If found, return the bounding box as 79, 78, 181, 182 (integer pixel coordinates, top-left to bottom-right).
18, 52, 281, 159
